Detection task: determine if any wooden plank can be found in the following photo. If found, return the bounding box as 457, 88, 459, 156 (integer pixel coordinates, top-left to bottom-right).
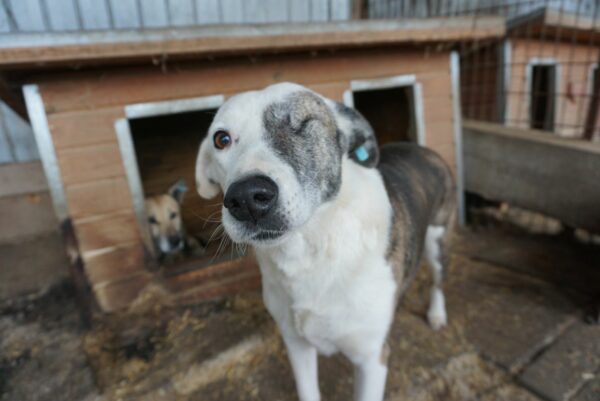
420, 73, 453, 99
0, 102, 38, 162
39, 49, 451, 113
195, 0, 220, 24
140, 0, 169, 28
93, 271, 150, 311
77, 0, 111, 29
307, 81, 349, 101
429, 141, 455, 170
0, 17, 505, 68
289, 0, 310, 22
45, 0, 80, 31
48, 107, 123, 149
167, 0, 195, 26
57, 142, 125, 185
7, 0, 46, 32
84, 243, 146, 286
75, 211, 140, 253
220, 0, 243, 23
0, 161, 48, 197
174, 268, 261, 305
66, 177, 133, 219
422, 97, 454, 125
424, 121, 455, 147
0, 192, 58, 243
108, 0, 141, 29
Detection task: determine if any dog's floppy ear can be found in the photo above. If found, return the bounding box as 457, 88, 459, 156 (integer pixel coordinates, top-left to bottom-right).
168, 179, 188, 204
195, 139, 221, 199
328, 101, 379, 168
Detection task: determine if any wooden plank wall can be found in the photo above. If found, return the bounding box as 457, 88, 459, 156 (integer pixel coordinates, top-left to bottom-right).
506, 39, 600, 138
39, 47, 455, 311
0, 0, 352, 33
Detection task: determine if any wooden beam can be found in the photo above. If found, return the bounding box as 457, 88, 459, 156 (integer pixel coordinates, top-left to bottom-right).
0, 17, 505, 69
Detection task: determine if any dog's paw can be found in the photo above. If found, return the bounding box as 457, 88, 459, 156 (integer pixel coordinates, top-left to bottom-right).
427, 309, 447, 331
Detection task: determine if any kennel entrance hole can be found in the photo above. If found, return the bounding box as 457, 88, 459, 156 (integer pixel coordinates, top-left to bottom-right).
352, 86, 418, 144
129, 109, 243, 274
529, 64, 557, 132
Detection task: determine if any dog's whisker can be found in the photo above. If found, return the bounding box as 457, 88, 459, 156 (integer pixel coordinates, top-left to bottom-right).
206, 224, 225, 245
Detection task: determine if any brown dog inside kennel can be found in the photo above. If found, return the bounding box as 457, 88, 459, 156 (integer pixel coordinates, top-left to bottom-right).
129, 109, 246, 275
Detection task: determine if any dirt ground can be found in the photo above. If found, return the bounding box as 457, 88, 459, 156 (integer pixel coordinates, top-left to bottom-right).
1, 225, 600, 401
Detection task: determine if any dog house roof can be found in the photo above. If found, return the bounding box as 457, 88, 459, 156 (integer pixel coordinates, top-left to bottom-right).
0, 17, 504, 69
508, 7, 600, 44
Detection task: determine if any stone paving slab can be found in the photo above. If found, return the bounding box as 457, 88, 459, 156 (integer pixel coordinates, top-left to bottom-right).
480, 384, 545, 401
404, 253, 578, 372
519, 322, 600, 401
454, 229, 600, 298
571, 377, 600, 401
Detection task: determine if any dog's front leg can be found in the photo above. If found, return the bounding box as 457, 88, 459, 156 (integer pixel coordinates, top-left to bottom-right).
282, 334, 320, 401
354, 355, 388, 401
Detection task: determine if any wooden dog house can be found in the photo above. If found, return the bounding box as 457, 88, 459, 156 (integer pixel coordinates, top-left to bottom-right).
2, 18, 503, 313
461, 8, 600, 139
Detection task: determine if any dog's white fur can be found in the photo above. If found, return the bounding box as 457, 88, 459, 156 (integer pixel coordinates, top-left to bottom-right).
195, 83, 449, 401
257, 158, 395, 401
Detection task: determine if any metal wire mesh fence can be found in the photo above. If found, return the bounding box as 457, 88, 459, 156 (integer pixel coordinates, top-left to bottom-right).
358, 0, 600, 140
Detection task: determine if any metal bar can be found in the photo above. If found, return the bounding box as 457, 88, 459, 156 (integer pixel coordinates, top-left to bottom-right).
22, 84, 69, 222
450, 51, 465, 225
114, 118, 156, 257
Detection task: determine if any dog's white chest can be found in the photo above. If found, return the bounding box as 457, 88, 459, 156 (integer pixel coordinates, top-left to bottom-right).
256, 163, 397, 360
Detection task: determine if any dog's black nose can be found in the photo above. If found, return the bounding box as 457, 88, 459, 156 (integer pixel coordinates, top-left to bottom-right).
224, 175, 278, 222
169, 235, 182, 248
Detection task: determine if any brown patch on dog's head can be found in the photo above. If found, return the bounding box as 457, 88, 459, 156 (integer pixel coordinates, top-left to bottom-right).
145, 179, 187, 255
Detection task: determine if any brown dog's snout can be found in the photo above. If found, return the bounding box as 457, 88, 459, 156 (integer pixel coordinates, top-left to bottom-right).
224, 175, 278, 223
168, 235, 182, 248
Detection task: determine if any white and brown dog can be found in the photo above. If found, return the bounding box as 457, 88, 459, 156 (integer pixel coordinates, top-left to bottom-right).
195, 82, 455, 401
145, 179, 203, 262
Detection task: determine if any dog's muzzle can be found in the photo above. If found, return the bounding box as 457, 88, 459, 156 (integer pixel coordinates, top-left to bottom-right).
224, 175, 278, 223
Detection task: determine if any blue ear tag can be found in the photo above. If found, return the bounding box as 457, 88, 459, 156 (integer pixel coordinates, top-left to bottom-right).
354, 146, 369, 162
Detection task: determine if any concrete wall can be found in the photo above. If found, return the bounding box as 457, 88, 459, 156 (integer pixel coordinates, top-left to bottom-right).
0, 162, 59, 243
463, 120, 600, 232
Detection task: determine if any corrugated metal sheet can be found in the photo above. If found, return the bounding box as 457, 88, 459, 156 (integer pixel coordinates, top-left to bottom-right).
0, 0, 353, 33
0, 101, 38, 164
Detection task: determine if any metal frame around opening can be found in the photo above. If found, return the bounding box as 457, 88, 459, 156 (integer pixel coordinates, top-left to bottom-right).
22, 84, 70, 222
116, 94, 225, 256
524, 58, 561, 132
343, 74, 426, 146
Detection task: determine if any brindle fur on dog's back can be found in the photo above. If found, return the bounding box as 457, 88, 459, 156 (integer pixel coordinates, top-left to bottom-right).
378, 143, 456, 298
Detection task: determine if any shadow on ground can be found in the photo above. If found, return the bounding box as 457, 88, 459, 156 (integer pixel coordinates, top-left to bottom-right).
1, 227, 600, 401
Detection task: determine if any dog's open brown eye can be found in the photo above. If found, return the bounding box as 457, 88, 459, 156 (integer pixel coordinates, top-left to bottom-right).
213, 130, 231, 150
148, 216, 158, 224
170, 212, 177, 219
